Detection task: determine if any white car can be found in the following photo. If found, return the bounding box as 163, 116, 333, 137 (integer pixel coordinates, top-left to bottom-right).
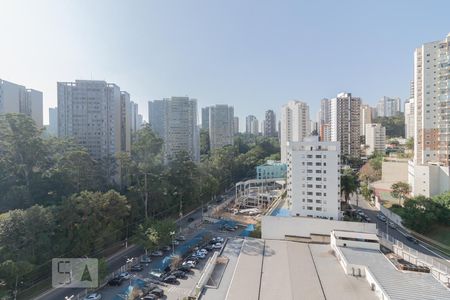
119, 272, 131, 280
194, 252, 206, 259
83, 293, 102, 300
215, 237, 224, 243
140, 256, 152, 264
150, 250, 163, 257
198, 249, 208, 255
212, 243, 222, 249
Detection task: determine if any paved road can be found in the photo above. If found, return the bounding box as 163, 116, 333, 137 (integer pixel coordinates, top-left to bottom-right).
34, 188, 235, 300
350, 194, 450, 261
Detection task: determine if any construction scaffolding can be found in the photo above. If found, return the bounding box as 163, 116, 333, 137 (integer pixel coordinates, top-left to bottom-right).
235, 178, 285, 209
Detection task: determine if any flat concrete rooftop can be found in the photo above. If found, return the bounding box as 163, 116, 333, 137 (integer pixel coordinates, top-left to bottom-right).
203, 238, 378, 300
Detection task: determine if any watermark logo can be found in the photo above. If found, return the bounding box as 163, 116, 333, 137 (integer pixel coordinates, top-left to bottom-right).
52, 258, 98, 288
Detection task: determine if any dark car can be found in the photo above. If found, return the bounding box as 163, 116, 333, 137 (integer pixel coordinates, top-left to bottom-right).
107, 276, 123, 286
406, 235, 419, 244
162, 275, 178, 284
130, 264, 144, 272
177, 265, 192, 273
187, 217, 195, 223
205, 244, 214, 251
150, 288, 164, 298
141, 295, 157, 300
171, 270, 187, 279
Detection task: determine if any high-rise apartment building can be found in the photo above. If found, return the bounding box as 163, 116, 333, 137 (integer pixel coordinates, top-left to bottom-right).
0, 79, 43, 127
318, 98, 331, 142
120, 92, 132, 152
131, 101, 139, 133
330, 92, 361, 158
245, 115, 259, 135
360, 104, 373, 137
376, 96, 402, 117
48, 107, 58, 136
201, 107, 210, 130
365, 123, 386, 155
148, 97, 200, 162
404, 99, 415, 139
264, 109, 277, 137
286, 136, 340, 220
280, 100, 310, 163
208, 105, 234, 151
233, 116, 239, 135
57, 80, 130, 160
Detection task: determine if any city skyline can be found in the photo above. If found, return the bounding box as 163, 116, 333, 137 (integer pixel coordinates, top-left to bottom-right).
2, 1, 450, 126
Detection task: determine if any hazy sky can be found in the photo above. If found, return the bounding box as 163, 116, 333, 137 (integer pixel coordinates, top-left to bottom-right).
1, 0, 450, 127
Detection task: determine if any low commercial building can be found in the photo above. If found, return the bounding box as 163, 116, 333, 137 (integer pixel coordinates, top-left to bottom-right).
286, 136, 341, 220
408, 161, 450, 197
256, 160, 287, 180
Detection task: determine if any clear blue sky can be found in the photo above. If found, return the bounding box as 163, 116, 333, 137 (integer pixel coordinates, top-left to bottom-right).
1, 0, 450, 127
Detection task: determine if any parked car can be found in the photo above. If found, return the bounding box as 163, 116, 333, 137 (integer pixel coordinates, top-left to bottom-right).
198, 248, 208, 255
193, 252, 206, 259
182, 261, 196, 268
212, 243, 222, 249
162, 246, 171, 252
150, 250, 163, 257
107, 277, 123, 286
119, 272, 131, 280
205, 244, 214, 251
176, 235, 186, 241
172, 240, 180, 246
150, 287, 164, 298
187, 217, 195, 222
178, 265, 193, 273
162, 275, 178, 284
141, 295, 157, 300
406, 235, 419, 244
171, 270, 187, 279
388, 221, 396, 229
130, 265, 144, 272
140, 256, 152, 264
83, 293, 102, 300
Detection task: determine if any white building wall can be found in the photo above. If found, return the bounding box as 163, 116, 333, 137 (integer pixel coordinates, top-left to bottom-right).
286, 136, 340, 220
280, 100, 310, 163
404, 98, 415, 139
365, 123, 386, 155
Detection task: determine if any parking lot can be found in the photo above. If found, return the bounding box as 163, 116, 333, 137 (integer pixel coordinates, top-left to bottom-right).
92, 218, 246, 300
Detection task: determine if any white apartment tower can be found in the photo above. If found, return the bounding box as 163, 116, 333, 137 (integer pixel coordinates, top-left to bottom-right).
148, 97, 200, 162
377, 96, 401, 117
245, 115, 259, 135
0, 79, 43, 127
280, 101, 310, 163
365, 123, 386, 156
57, 80, 130, 160
404, 99, 415, 139
286, 136, 341, 220
208, 105, 234, 151
319, 98, 331, 142
408, 33, 450, 197
233, 116, 239, 135
360, 104, 373, 137
330, 92, 361, 159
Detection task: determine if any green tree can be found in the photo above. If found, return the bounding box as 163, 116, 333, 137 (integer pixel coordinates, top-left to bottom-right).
340, 168, 358, 204
406, 137, 414, 150
373, 115, 405, 138
390, 182, 410, 206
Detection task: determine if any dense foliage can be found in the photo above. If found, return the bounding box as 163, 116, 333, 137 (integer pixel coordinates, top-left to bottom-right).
373, 114, 405, 138
0, 114, 280, 290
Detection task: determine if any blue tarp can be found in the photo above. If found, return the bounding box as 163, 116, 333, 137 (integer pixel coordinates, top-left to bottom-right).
271, 208, 290, 217
112, 278, 146, 300
240, 224, 255, 237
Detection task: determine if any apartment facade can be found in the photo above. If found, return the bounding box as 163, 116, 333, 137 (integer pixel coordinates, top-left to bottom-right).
280, 100, 310, 163
148, 97, 200, 162
408, 33, 450, 197
233, 116, 239, 135
286, 136, 341, 220
48, 107, 58, 136
404, 98, 415, 139
246, 115, 259, 135
377, 96, 401, 117
0, 79, 43, 127
208, 104, 234, 151
360, 104, 373, 137
330, 92, 361, 158
264, 109, 277, 137
201, 107, 209, 130
365, 123, 386, 155
57, 80, 130, 160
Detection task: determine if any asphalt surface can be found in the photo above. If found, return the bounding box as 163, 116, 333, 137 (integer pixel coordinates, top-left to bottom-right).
34, 188, 235, 300
350, 194, 450, 261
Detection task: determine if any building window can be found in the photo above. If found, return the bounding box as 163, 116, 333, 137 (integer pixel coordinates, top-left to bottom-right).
316, 199, 322, 204
316, 185, 322, 188
316, 207, 322, 211
307, 192, 313, 195
307, 206, 313, 210
315, 162, 322, 166
316, 170, 322, 173
315, 155, 322, 158
316, 177, 322, 181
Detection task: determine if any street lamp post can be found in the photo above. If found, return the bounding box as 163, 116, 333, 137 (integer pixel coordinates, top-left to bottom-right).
170, 231, 175, 256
